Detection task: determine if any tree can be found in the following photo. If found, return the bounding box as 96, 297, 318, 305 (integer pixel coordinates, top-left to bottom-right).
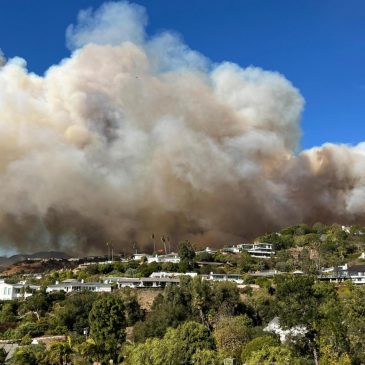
125, 321, 215, 365
53, 291, 97, 334
341, 285, 365, 364
0, 348, 7, 364
241, 336, 279, 363
245, 345, 301, 365
214, 315, 252, 358
45, 338, 73, 365
191, 277, 212, 326
275, 275, 323, 365
178, 240, 196, 269
117, 288, 144, 326
275, 275, 318, 328
88, 295, 127, 363
19, 291, 50, 321
238, 252, 257, 272
8, 344, 46, 365
191, 349, 220, 365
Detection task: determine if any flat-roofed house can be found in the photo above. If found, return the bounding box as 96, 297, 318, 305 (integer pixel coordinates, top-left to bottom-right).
0, 280, 40, 300
46, 279, 111, 293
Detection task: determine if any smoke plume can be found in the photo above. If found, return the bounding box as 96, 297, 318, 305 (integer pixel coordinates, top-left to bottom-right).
0, 2, 364, 254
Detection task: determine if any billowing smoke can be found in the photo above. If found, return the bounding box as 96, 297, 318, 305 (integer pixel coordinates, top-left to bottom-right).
0, 2, 364, 254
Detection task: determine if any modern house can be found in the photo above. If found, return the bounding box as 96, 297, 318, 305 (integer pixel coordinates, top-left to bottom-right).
46, 279, 111, 293
202, 272, 244, 284
149, 271, 197, 278
103, 276, 180, 289
319, 264, 365, 284
222, 243, 275, 258
0, 280, 40, 300
133, 253, 181, 264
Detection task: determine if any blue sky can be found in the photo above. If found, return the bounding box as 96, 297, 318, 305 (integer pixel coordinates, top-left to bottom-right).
0, 0, 364, 149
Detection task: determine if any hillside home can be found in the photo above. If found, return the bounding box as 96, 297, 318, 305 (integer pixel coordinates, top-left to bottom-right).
46, 279, 111, 293
222, 243, 275, 258
203, 272, 244, 284
103, 276, 180, 288
320, 264, 365, 284
0, 280, 40, 300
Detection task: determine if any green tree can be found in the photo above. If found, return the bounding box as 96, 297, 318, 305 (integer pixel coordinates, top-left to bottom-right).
53, 291, 97, 334
45, 338, 73, 365
342, 285, 365, 364
8, 344, 46, 365
125, 321, 215, 365
0, 348, 7, 364
275, 275, 320, 364
241, 335, 279, 363
245, 345, 301, 365
214, 315, 252, 358
178, 240, 196, 269
88, 295, 127, 363
118, 288, 145, 326
191, 349, 220, 365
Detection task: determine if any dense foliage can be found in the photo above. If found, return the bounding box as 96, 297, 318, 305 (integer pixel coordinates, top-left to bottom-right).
0, 223, 364, 364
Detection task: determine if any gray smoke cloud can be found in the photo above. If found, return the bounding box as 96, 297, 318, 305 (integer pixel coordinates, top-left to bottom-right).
0, 1, 364, 254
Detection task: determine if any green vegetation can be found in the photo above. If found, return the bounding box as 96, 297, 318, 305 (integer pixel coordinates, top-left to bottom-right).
0, 223, 364, 364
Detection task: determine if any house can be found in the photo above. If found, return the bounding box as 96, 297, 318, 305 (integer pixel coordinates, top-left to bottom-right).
147, 253, 180, 264
250, 269, 280, 277
149, 272, 197, 278
132, 253, 180, 263
203, 272, 244, 284
319, 264, 365, 284
133, 253, 152, 261
195, 247, 218, 254
0, 280, 40, 300
246, 243, 275, 258
222, 243, 275, 258
103, 276, 180, 289
348, 265, 365, 284
46, 279, 111, 293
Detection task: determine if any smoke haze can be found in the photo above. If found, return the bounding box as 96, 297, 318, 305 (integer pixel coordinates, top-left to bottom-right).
0, 2, 364, 254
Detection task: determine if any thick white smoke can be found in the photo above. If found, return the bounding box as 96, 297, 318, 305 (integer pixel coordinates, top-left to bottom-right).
0, 1, 363, 253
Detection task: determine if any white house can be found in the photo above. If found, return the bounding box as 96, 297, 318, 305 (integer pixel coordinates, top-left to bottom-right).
46, 279, 111, 293
222, 243, 275, 258
132, 253, 154, 261
103, 276, 180, 289
149, 272, 197, 278
203, 272, 244, 284
147, 253, 180, 264
0, 280, 40, 300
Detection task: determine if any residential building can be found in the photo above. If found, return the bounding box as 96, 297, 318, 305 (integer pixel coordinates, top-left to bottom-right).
0, 280, 40, 300
149, 272, 197, 278
103, 277, 180, 289
222, 243, 275, 258
203, 272, 244, 284
46, 279, 111, 293
319, 264, 365, 284
132, 253, 180, 263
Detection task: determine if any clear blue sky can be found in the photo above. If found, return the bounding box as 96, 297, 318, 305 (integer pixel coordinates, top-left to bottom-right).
0, 0, 364, 149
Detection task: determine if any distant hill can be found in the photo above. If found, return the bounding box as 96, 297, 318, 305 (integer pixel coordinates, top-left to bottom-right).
0, 251, 71, 268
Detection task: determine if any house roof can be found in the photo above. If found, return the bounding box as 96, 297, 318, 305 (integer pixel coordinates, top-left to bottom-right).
48, 282, 110, 288
348, 265, 365, 272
